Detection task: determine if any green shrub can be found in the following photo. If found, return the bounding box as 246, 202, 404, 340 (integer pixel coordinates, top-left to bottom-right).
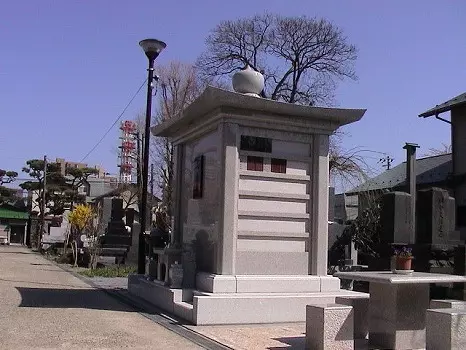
78, 265, 137, 278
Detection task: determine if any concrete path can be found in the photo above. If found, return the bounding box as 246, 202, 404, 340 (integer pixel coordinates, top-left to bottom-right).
0, 245, 202, 350
187, 323, 307, 350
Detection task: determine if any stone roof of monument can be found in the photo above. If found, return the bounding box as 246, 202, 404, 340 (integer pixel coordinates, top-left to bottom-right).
151, 86, 366, 138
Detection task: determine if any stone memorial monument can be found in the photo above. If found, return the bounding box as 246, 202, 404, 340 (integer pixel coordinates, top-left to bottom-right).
417, 187, 458, 246
419, 93, 466, 240
128, 66, 367, 324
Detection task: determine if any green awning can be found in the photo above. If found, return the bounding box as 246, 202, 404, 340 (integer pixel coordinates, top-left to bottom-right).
0, 208, 29, 220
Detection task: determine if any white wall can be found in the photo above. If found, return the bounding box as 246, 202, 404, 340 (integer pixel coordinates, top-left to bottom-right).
239, 175, 308, 194
237, 135, 311, 256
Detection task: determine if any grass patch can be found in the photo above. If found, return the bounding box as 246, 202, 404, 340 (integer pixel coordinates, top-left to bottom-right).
78, 265, 137, 278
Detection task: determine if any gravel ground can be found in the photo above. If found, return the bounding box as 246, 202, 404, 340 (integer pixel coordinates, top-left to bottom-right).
0, 244, 201, 350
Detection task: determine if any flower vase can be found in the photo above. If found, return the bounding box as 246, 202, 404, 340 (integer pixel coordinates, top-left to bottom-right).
395, 256, 413, 271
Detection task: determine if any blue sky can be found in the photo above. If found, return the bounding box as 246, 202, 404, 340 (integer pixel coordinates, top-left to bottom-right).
1, 1, 465, 184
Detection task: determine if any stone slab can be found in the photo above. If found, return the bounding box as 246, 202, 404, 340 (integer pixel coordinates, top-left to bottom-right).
236, 251, 308, 275
128, 274, 185, 320
335, 271, 466, 284
173, 301, 194, 322
430, 299, 466, 309
235, 275, 320, 293
196, 272, 236, 293
129, 273, 366, 325
320, 276, 341, 292
195, 274, 343, 294
193, 290, 365, 325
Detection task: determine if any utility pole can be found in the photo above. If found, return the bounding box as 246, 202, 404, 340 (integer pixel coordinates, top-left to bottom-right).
379, 155, 394, 170
150, 163, 154, 219
136, 132, 142, 215
40, 155, 47, 250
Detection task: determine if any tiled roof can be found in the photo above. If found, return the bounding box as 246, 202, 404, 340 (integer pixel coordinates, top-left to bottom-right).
347, 153, 452, 194
419, 92, 466, 118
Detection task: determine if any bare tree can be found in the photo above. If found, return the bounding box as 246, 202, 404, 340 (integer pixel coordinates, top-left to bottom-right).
329, 131, 381, 192
197, 13, 375, 191
149, 62, 205, 228
197, 14, 357, 106
422, 143, 452, 157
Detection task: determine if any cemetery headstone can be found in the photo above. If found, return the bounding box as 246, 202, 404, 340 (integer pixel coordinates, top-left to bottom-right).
381, 191, 412, 244
417, 187, 456, 245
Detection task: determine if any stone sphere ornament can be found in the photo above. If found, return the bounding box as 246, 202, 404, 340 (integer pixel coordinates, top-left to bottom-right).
232, 65, 265, 97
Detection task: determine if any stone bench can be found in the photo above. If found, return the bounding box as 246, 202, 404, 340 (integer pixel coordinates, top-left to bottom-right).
426, 308, 466, 350
306, 303, 354, 350
335, 295, 369, 340
430, 299, 466, 309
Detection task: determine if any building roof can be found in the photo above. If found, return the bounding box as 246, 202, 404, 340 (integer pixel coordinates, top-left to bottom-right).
0, 205, 29, 220
347, 153, 452, 194
85, 176, 118, 199
152, 86, 366, 138
419, 92, 466, 118
92, 183, 160, 204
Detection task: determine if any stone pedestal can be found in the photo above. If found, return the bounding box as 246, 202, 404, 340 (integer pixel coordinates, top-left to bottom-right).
336, 295, 369, 340
427, 308, 466, 350
306, 304, 354, 350
369, 283, 429, 349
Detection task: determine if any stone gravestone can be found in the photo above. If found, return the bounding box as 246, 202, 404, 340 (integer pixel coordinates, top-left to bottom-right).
125, 209, 139, 266
417, 187, 457, 245
416, 188, 458, 273
126, 223, 140, 266
374, 192, 412, 271
100, 198, 132, 263
101, 197, 113, 226
381, 191, 412, 244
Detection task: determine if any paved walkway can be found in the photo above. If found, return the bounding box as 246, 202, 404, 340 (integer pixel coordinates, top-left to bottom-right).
0, 245, 202, 350
187, 323, 307, 349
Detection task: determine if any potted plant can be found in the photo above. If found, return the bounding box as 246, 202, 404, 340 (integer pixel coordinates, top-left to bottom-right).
394, 247, 413, 271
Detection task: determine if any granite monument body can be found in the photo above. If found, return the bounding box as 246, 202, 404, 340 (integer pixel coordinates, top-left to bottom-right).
128, 67, 367, 324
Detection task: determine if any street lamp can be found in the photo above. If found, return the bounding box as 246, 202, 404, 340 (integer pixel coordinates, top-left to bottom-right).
138, 38, 166, 274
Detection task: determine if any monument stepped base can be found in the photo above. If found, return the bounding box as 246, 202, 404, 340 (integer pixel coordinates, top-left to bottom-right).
128, 274, 367, 325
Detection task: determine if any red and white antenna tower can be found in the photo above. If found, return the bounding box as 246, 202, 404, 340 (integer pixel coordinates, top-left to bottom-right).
118, 120, 137, 183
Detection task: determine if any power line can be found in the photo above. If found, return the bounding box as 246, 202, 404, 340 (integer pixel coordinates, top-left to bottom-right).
80, 78, 148, 162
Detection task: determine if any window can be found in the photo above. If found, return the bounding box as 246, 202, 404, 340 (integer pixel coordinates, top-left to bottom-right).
240, 136, 272, 153
271, 158, 287, 173
192, 155, 204, 199
247, 156, 264, 171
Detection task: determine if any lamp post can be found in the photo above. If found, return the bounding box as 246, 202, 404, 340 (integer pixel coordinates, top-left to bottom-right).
138, 38, 166, 274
